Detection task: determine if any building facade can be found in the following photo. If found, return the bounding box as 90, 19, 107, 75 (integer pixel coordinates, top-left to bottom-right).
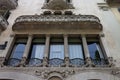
0, 0, 120, 80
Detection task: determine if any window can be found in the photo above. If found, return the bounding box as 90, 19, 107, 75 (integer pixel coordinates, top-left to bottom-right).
68, 37, 85, 66
87, 37, 108, 65
28, 38, 45, 66
7, 38, 27, 66
49, 37, 64, 66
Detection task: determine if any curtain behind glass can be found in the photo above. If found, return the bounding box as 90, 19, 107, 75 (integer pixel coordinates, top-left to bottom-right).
49, 44, 64, 59
31, 44, 44, 59
69, 44, 84, 59
11, 44, 26, 59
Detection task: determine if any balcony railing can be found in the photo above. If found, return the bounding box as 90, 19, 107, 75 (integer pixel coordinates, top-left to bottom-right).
49, 58, 64, 67
28, 58, 43, 67
70, 58, 85, 67
15, 15, 100, 23
7, 58, 21, 67
92, 59, 109, 66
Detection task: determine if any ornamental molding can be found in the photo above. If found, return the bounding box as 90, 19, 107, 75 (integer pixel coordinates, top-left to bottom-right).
0, 0, 18, 10
12, 14, 103, 31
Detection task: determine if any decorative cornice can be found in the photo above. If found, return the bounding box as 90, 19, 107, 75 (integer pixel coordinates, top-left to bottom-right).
12, 14, 103, 31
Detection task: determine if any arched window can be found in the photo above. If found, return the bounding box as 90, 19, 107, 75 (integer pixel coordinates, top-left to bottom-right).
49, 76, 62, 80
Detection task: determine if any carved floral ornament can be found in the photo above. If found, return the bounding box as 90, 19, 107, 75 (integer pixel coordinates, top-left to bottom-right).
35, 69, 75, 79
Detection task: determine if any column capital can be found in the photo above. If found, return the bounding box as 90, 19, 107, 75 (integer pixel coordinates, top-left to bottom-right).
0, 57, 5, 67
85, 57, 95, 67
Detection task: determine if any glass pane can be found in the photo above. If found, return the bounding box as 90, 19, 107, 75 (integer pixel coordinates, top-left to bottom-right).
31, 44, 44, 59
69, 44, 84, 59
49, 44, 64, 59
11, 43, 26, 59
87, 42, 104, 59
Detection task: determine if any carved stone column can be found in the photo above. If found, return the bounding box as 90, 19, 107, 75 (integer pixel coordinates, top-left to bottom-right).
64, 35, 69, 67
81, 35, 93, 67
2, 34, 16, 66
99, 34, 115, 67
20, 34, 33, 66
43, 35, 50, 67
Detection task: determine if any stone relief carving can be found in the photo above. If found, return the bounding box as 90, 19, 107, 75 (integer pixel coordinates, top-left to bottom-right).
35, 69, 75, 79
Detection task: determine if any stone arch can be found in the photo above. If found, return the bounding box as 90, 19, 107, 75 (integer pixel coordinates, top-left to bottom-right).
0, 71, 43, 80
49, 76, 62, 80
65, 71, 120, 80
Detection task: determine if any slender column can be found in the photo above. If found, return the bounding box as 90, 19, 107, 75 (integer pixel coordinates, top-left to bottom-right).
99, 34, 114, 67
2, 34, 16, 67
81, 35, 93, 67
43, 35, 50, 67
64, 34, 69, 67
20, 34, 33, 66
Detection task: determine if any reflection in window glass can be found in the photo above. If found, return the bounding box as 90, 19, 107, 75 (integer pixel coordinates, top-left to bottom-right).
69, 37, 84, 66
87, 38, 107, 65
49, 38, 64, 66
8, 38, 27, 66
29, 38, 45, 66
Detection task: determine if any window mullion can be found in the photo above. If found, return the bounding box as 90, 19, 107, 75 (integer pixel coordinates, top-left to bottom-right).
99, 35, 114, 66
3, 34, 16, 67
81, 35, 93, 66
20, 34, 33, 66
64, 34, 69, 67
43, 35, 50, 67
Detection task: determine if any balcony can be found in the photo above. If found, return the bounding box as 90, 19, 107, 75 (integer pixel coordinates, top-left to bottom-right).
12, 14, 103, 31
0, 0, 18, 10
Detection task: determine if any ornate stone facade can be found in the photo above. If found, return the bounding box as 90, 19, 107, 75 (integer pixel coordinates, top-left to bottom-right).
0, 0, 120, 80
